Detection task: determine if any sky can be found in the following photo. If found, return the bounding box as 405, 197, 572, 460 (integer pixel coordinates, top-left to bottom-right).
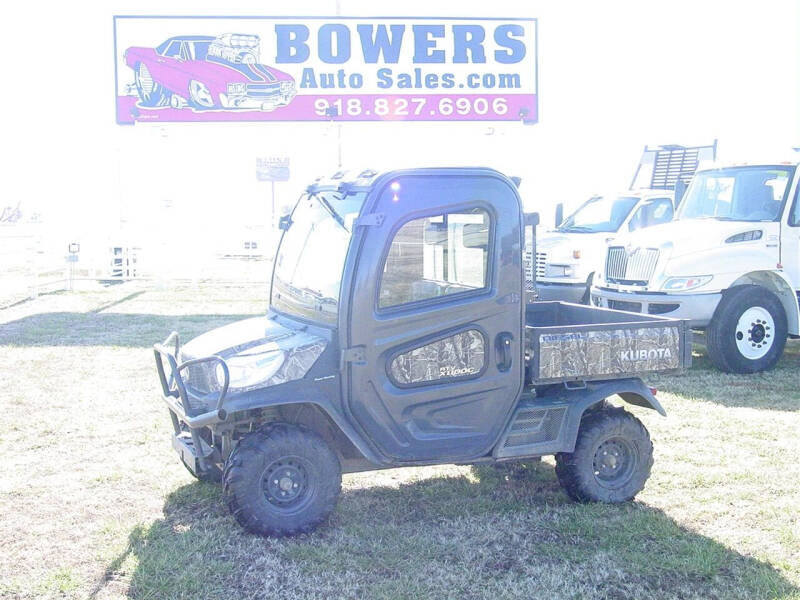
1, 0, 798, 270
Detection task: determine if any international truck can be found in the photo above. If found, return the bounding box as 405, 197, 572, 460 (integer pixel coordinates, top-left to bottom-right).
591, 158, 799, 373
533, 143, 717, 303
154, 167, 690, 537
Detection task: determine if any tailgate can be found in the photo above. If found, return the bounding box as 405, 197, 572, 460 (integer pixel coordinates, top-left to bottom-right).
526, 302, 691, 384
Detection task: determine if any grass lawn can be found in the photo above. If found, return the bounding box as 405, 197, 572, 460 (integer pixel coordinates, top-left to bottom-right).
0, 282, 798, 599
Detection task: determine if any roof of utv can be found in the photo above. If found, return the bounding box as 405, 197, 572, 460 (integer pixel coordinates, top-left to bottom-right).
305, 167, 516, 195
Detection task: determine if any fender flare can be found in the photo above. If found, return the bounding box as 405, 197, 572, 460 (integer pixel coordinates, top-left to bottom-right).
530, 378, 664, 456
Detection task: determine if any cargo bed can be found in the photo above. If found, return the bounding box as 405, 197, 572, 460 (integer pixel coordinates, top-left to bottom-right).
525, 302, 691, 384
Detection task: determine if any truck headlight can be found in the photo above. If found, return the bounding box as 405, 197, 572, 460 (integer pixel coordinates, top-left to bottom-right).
662, 276, 712, 291
216, 349, 285, 389
545, 264, 574, 278
227, 82, 246, 96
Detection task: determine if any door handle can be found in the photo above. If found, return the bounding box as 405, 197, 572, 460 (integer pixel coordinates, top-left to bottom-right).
495, 332, 514, 372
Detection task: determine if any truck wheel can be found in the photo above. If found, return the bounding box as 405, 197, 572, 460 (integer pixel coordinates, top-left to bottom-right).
706, 285, 787, 374
555, 406, 653, 503
223, 423, 341, 537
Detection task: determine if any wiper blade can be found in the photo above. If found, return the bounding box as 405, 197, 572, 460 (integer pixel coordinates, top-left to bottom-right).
558, 225, 594, 232
312, 192, 348, 232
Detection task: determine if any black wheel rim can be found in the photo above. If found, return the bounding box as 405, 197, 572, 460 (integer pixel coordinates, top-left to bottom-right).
261, 456, 314, 511
592, 437, 636, 489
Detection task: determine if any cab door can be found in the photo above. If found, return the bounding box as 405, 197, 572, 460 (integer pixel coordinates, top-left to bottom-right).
781, 175, 800, 332
344, 170, 524, 462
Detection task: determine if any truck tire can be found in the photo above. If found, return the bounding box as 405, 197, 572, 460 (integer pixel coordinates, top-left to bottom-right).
706, 285, 787, 374
555, 406, 653, 503
223, 423, 341, 537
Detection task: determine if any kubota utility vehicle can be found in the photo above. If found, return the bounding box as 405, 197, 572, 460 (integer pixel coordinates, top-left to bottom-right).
154, 167, 690, 536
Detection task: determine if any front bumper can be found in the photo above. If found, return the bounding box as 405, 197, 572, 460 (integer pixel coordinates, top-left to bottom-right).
536, 281, 587, 303
154, 332, 231, 473
220, 89, 296, 111
590, 286, 721, 327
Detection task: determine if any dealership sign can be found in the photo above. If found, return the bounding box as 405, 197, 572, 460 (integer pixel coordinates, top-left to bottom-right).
114, 16, 537, 124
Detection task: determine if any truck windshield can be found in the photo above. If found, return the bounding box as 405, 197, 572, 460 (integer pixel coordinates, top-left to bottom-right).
678, 166, 795, 222
557, 195, 639, 233
271, 190, 366, 325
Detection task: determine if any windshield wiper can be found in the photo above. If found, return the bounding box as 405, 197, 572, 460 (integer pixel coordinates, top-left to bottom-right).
558, 225, 595, 232
312, 192, 348, 232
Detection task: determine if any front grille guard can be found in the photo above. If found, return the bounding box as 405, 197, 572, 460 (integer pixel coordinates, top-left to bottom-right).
154, 331, 230, 433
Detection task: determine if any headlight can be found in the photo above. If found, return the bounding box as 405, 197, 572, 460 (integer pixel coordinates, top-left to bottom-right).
227, 82, 246, 96
216, 349, 285, 390
545, 264, 574, 278
662, 276, 712, 291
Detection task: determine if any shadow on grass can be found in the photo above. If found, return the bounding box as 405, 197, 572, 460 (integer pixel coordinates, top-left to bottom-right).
649, 337, 800, 412
0, 312, 257, 348
97, 464, 798, 600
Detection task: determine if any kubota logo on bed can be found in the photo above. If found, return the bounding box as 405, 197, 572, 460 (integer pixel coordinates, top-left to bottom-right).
620, 348, 672, 361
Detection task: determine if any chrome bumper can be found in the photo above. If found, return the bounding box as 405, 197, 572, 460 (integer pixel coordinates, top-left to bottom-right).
590, 286, 721, 327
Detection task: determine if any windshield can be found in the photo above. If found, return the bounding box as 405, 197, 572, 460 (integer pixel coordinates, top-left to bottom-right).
271, 190, 366, 325
678, 166, 795, 222
557, 195, 639, 233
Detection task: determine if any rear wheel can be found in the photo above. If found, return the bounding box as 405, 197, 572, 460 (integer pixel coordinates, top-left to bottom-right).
134, 63, 169, 107
555, 406, 653, 503
706, 285, 787, 373
223, 423, 341, 537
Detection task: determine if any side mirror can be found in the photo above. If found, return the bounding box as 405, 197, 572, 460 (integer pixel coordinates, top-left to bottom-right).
555, 203, 564, 228
278, 214, 293, 231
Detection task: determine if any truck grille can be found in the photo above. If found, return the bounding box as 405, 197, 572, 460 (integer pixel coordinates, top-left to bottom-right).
535, 251, 547, 278
606, 247, 659, 285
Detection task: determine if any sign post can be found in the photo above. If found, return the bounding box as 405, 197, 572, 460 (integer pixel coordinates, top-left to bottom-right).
256, 157, 290, 228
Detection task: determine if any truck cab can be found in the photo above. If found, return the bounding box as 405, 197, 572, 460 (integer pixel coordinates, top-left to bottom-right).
534, 142, 716, 303
534, 190, 676, 303
154, 167, 689, 537
591, 159, 800, 373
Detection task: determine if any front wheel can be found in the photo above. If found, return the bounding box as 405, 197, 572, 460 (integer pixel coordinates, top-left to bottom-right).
555, 406, 653, 503
223, 423, 341, 537
706, 285, 787, 374
188, 79, 216, 110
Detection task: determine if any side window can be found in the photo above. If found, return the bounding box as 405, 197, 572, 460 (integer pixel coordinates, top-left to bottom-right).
164, 41, 183, 58
389, 330, 486, 385
628, 198, 674, 232
379, 208, 490, 309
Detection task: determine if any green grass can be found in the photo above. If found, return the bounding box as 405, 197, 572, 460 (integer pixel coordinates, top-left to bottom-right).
0, 281, 798, 599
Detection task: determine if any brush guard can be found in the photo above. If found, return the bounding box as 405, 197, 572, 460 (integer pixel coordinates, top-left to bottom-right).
154, 331, 230, 472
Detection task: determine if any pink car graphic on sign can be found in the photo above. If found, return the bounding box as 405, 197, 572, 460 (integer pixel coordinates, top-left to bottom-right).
124, 34, 297, 112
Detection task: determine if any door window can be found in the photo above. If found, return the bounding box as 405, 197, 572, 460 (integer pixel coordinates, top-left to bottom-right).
628, 198, 674, 231
378, 208, 491, 309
